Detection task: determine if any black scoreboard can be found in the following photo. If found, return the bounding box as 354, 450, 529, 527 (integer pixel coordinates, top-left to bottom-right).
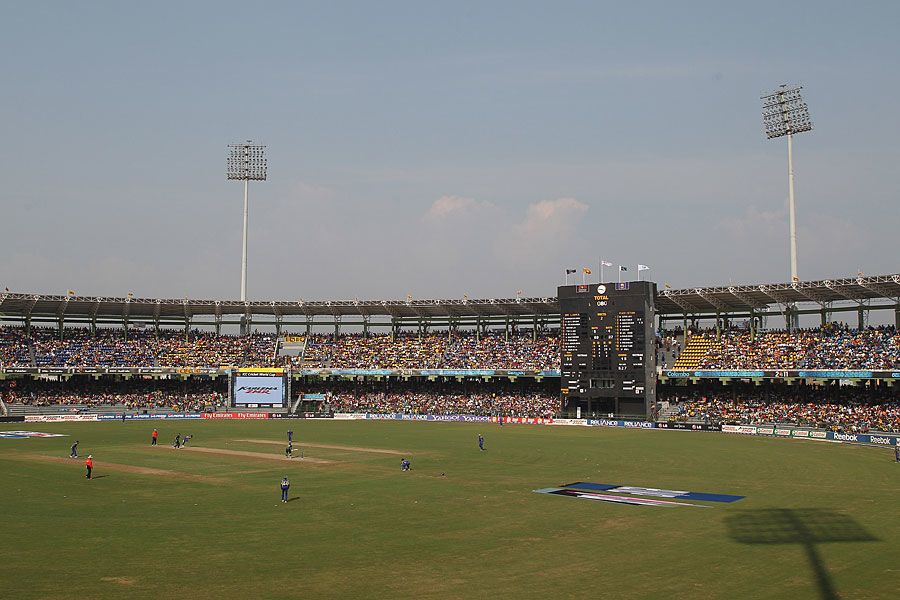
559, 281, 657, 418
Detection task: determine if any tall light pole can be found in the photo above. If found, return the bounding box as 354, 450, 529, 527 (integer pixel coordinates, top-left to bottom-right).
761, 85, 812, 283
227, 141, 267, 304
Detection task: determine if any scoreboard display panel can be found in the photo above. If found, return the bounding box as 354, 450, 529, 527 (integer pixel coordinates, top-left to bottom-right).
230, 369, 287, 408
559, 281, 657, 418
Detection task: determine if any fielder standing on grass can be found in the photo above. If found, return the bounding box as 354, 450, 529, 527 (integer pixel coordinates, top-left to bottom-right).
85, 455, 93, 479
70, 440, 79, 459
895, 443, 900, 463
478, 433, 485, 451
151, 429, 158, 446
281, 476, 290, 503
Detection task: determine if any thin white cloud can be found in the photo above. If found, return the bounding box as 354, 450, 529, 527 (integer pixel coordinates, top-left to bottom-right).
495, 197, 590, 267
718, 206, 786, 239
287, 179, 336, 207
515, 197, 589, 237
424, 195, 496, 220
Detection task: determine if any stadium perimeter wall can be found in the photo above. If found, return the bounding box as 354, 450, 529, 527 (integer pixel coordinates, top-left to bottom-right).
12, 412, 900, 448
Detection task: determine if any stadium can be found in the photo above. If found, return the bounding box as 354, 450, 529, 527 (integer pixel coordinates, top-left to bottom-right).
1, 273, 898, 599
4, 5, 900, 600
1, 273, 898, 425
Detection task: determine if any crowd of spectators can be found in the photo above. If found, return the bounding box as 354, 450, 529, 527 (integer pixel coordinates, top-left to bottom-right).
1, 378, 225, 412
441, 332, 558, 370
802, 324, 899, 369
696, 324, 899, 370
324, 333, 446, 369
30, 327, 159, 367
297, 335, 333, 367
660, 382, 900, 434
0, 326, 277, 368
327, 391, 558, 417
655, 334, 682, 368
1, 375, 559, 417
5, 367, 899, 431
298, 379, 560, 417
3, 323, 898, 371
156, 331, 276, 368
0, 327, 33, 366
293, 331, 558, 371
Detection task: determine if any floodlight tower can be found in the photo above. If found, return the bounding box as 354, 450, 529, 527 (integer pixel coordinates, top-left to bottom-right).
761, 85, 813, 283
226, 141, 267, 304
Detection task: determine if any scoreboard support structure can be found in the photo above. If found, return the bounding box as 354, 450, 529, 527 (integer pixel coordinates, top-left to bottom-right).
559, 281, 657, 420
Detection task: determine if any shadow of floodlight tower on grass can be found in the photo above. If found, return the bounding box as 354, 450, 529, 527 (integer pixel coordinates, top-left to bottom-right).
725, 509, 877, 600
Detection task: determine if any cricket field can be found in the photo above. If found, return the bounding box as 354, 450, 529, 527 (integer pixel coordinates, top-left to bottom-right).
1, 420, 897, 599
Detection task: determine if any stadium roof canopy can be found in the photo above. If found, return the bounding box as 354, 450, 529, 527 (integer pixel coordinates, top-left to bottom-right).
655, 274, 900, 315
0, 274, 898, 323
0, 293, 560, 321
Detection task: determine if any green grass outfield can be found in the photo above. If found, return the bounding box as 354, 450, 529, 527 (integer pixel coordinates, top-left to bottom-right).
1, 420, 898, 600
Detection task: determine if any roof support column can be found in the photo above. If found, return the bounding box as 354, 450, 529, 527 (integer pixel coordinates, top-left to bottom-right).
183, 300, 194, 340
858, 305, 865, 330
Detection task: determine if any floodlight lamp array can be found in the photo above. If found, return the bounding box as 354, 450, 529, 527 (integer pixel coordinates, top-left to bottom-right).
761, 85, 812, 139
226, 142, 267, 180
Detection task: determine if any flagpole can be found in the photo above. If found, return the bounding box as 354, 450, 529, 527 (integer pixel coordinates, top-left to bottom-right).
600, 258, 604, 284
618, 268, 622, 284
582, 271, 586, 285
636, 265, 651, 282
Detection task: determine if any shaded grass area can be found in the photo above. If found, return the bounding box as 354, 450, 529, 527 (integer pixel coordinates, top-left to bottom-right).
0, 420, 898, 599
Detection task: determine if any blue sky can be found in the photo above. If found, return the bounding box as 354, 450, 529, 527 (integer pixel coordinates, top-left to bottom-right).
1, 1, 898, 300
